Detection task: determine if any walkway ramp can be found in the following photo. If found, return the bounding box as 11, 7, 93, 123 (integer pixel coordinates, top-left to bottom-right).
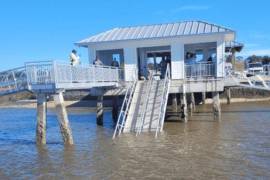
113, 65, 170, 138
0, 67, 28, 96
226, 71, 270, 91
0, 61, 125, 96
123, 80, 164, 132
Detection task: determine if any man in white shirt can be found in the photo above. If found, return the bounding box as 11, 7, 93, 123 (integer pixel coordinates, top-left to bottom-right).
69, 49, 80, 66
93, 56, 103, 66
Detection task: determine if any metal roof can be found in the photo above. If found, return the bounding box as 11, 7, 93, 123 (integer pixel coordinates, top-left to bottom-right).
77, 21, 234, 45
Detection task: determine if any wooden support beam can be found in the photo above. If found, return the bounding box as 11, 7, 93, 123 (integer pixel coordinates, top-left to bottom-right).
36, 93, 47, 145
112, 96, 118, 123
97, 95, 104, 126
212, 92, 221, 120
226, 88, 231, 104
53, 92, 74, 145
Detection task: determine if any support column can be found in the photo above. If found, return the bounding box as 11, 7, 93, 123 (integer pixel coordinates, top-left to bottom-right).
53, 92, 74, 145
36, 93, 47, 145
226, 88, 231, 104
112, 96, 118, 123
212, 92, 221, 120
172, 93, 178, 113
97, 95, 104, 126
191, 93, 196, 112
181, 93, 188, 122
202, 92, 206, 104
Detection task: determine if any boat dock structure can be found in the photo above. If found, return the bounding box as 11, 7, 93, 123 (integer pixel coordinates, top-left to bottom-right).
1, 21, 270, 145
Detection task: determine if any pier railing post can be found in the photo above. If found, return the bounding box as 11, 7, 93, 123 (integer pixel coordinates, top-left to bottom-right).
97, 95, 104, 126
36, 93, 47, 145
212, 92, 221, 120
53, 92, 74, 145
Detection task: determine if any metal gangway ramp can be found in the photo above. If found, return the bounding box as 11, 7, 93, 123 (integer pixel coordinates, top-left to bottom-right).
0, 61, 122, 96
0, 67, 28, 96
226, 71, 270, 91
113, 65, 171, 138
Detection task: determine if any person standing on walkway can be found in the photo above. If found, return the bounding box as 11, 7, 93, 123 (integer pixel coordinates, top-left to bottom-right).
69, 49, 80, 66
111, 58, 119, 67
93, 56, 103, 66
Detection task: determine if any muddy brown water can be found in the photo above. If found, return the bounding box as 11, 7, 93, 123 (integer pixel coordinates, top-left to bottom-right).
0, 102, 270, 179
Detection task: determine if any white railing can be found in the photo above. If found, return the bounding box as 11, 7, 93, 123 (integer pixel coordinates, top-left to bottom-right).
185, 62, 215, 78
155, 64, 171, 137
0, 67, 28, 95
25, 61, 123, 90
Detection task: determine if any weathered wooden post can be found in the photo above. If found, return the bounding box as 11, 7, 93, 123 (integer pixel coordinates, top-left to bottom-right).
202, 92, 206, 104
97, 95, 104, 126
112, 96, 118, 123
172, 93, 178, 113
36, 93, 47, 145
191, 92, 196, 112
53, 92, 74, 145
181, 93, 188, 122
212, 92, 221, 120
226, 87, 231, 104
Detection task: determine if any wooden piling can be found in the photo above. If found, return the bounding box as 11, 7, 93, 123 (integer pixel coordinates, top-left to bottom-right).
202, 92, 206, 104
191, 93, 196, 112
53, 92, 74, 145
172, 93, 178, 113
97, 95, 104, 126
181, 93, 188, 123
112, 96, 118, 123
226, 88, 231, 104
212, 92, 221, 120
36, 93, 47, 145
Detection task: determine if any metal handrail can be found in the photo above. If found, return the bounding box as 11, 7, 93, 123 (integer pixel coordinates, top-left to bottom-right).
227, 70, 270, 91
112, 68, 138, 139
155, 64, 171, 137
136, 72, 154, 136
0, 66, 28, 95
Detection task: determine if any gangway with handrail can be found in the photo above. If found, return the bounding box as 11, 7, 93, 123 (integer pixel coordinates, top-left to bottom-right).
0, 61, 124, 96
113, 64, 171, 138
225, 70, 270, 91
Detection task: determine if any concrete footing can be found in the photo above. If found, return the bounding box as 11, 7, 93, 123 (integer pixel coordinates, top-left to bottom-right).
53, 92, 74, 145
36, 94, 47, 145
212, 92, 221, 120
112, 96, 118, 123
97, 96, 104, 126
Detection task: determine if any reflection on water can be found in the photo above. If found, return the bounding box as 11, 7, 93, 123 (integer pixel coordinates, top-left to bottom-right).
0, 102, 270, 179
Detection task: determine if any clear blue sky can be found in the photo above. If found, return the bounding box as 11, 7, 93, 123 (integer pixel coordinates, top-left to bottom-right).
1, 0, 270, 70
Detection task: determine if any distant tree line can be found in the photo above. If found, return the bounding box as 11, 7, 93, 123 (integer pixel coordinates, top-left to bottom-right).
246, 55, 270, 64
